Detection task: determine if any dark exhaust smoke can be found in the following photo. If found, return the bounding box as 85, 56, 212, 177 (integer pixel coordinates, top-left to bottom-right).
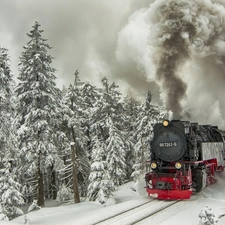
155, 2, 197, 118
148, 0, 225, 122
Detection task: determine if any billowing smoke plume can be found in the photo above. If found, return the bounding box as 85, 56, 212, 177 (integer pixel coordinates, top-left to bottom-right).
148, 0, 225, 120
116, 0, 225, 126
152, 1, 196, 118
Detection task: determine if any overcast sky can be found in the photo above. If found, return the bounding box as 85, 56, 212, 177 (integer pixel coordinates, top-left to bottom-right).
0, 0, 156, 98
2, 0, 225, 127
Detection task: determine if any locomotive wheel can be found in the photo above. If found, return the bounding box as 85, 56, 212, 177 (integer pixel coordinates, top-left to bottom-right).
192, 169, 203, 192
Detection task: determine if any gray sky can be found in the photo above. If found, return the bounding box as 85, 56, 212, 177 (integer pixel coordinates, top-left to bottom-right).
0, 0, 156, 99
2, 0, 225, 127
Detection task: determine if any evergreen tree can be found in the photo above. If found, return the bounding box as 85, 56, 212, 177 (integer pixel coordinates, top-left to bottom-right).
87, 137, 115, 203
90, 77, 125, 142
132, 91, 165, 177
123, 92, 141, 178
15, 21, 62, 206
0, 160, 24, 220
81, 81, 101, 109
62, 70, 90, 197
106, 117, 126, 186
0, 47, 24, 219
90, 77, 127, 188
0, 47, 17, 163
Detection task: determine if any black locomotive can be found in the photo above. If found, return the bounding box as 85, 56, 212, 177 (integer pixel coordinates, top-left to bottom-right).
145, 120, 225, 199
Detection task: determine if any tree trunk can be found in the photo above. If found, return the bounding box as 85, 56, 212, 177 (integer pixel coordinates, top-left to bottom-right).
71, 143, 80, 203
37, 152, 45, 207
63, 155, 70, 185
51, 170, 57, 200
141, 137, 144, 172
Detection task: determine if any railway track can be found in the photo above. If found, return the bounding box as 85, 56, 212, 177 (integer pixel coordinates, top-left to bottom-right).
73, 197, 152, 225
95, 200, 179, 225
135, 195, 202, 224
73, 195, 202, 225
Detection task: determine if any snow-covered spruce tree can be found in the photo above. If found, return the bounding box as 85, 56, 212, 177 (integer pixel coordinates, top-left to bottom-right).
16, 21, 63, 206
81, 80, 101, 109
62, 70, 90, 198
87, 137, 115, 204
0, 47, 24, 219
123, 92, 141, 179
90, 77, 127, 187
0, 47, 17, 162
132, 91, 164, 179
106, 117, 127, 186
0, 160, 24, 220
78, 79, 104, 195
80, 79, 102, 154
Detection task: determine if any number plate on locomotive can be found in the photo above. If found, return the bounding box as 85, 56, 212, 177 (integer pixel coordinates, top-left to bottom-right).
159, 142, 177, 147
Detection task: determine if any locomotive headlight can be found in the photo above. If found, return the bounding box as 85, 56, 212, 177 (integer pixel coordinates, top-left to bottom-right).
175, 162, 182, 169
150, 162, 157, 170
163, 120, 169, 127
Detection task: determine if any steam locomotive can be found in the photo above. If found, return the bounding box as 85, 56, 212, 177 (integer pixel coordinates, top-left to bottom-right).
145, 120, 225, 200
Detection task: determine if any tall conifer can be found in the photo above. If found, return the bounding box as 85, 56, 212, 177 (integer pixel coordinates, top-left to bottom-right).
0, 47, 24, 219
16, 21, 62, 206
89, 77, 127, 189
62, 71, 90, 197
0, 47, 17, 161
132, 91, 166, 176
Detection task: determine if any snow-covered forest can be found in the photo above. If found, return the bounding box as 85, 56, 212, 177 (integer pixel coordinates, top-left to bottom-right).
0, 21, 167, 220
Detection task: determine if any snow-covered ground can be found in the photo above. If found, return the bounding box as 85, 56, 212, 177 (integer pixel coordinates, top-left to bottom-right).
3, 172, 225, 225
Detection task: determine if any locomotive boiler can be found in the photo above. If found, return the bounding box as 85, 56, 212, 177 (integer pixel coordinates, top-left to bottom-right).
145, 120, 225, 200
